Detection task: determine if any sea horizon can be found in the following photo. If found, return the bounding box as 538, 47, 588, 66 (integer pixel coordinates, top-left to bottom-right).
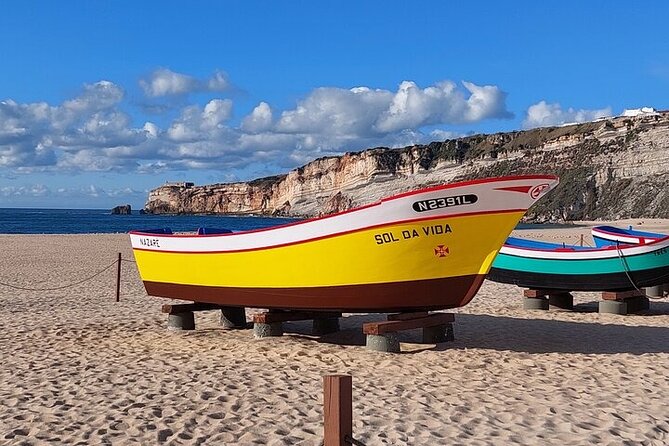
0, 208, 298, 235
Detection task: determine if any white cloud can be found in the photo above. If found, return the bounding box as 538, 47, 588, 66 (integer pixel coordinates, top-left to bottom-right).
241, 102, 273, 133
140, 68, 231, 97
207, 70, 230, 91
235, 80, 511, 164
137, 160, 168, 174
202, 99, 233, 128
0, 184, 49, 197
429, 129, 460, 140
62, 81, 124, 115
0, 77, 512, 177
375, 81, 512, 132
523, 101, 612, 129
462, 82, 512, 122
57, 149, 139, 172
0, 183, 143, 200
143, 122, 159, 138
140, 68, 198, 97
166, 99, 233, 143
274, 80, 511, 137
65, 111, 147, 148
276, 86, 393, 136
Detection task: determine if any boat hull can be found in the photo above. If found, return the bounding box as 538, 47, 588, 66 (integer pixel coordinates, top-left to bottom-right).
488, 265, 669, 291
143, 274, 486, 312
131, 176, 559, 312
133, 212, 519, 311
488, 236, 669, 291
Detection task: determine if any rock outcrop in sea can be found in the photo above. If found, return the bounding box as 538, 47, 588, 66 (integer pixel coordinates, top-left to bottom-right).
111, 204, 132, 215
143, 112, 669, 221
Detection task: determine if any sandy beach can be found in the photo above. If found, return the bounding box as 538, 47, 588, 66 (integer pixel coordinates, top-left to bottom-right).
1, 221, 668, 445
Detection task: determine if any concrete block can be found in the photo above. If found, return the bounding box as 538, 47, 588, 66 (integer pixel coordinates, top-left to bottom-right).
599, 300, 628, 315
253, 322, 283, 338
167, 311, 195, 331
365, 333, 400, 353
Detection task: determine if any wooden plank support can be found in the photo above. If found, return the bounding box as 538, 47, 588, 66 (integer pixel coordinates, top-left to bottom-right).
601, 290, 645, 301
600, 289, 650, 315
323, 375, 353, 446
161, 302, 223, 314
363, 312, 454, 336
523, 288, 566, 298
252, 311, 342, 324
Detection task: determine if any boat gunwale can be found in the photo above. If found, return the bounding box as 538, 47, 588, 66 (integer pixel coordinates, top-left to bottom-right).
499, 235, 669, 260
129, 174, 558, 239
591, 225, 666, 242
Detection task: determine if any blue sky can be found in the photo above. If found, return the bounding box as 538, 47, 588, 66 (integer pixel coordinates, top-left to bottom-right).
1, 1, 667, 208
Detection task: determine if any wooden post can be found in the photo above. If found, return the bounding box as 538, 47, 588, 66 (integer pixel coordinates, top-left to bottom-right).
323, 375, 352, 446
115, 252, 122, 302
580, 234, 584, 246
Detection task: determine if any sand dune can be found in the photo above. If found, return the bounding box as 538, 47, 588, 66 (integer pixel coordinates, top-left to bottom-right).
0, 223, 668, 445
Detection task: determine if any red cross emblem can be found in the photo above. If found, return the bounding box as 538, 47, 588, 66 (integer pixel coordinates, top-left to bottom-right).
529, 183, 550, 199
434, 245, 449, 257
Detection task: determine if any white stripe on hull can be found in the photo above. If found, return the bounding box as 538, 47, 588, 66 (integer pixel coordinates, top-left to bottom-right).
501, 237, 669, 260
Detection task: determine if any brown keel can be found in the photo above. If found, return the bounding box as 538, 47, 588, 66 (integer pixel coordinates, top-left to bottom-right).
143, 274, 486, 313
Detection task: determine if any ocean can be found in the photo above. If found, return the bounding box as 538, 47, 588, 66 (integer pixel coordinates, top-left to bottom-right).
0, 208, 299, 234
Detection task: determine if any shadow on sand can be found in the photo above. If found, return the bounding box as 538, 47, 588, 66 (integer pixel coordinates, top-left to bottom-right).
281, 304, 669, 355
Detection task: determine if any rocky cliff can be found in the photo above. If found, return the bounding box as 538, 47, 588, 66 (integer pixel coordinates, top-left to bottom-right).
144, 112, 669, 221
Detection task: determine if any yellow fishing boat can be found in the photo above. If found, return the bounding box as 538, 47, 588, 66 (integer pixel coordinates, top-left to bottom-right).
130, 175, 558, 312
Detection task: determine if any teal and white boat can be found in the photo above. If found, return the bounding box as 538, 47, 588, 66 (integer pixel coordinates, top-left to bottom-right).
487, 235, 669, 291
591, 225, 666, 247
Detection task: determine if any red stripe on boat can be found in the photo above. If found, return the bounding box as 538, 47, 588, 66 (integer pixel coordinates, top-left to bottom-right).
494, 185, 533, 194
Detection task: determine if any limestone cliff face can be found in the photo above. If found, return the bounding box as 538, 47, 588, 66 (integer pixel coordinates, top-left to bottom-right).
144, 112, 669, 221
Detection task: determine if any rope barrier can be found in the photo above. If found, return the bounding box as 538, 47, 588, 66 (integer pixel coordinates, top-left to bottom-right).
560, 234, 593, 248
577, 235, 593, 247
0, 259, 120, 292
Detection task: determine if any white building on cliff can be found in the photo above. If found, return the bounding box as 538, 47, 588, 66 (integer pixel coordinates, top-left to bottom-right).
621, 106, 658, 117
